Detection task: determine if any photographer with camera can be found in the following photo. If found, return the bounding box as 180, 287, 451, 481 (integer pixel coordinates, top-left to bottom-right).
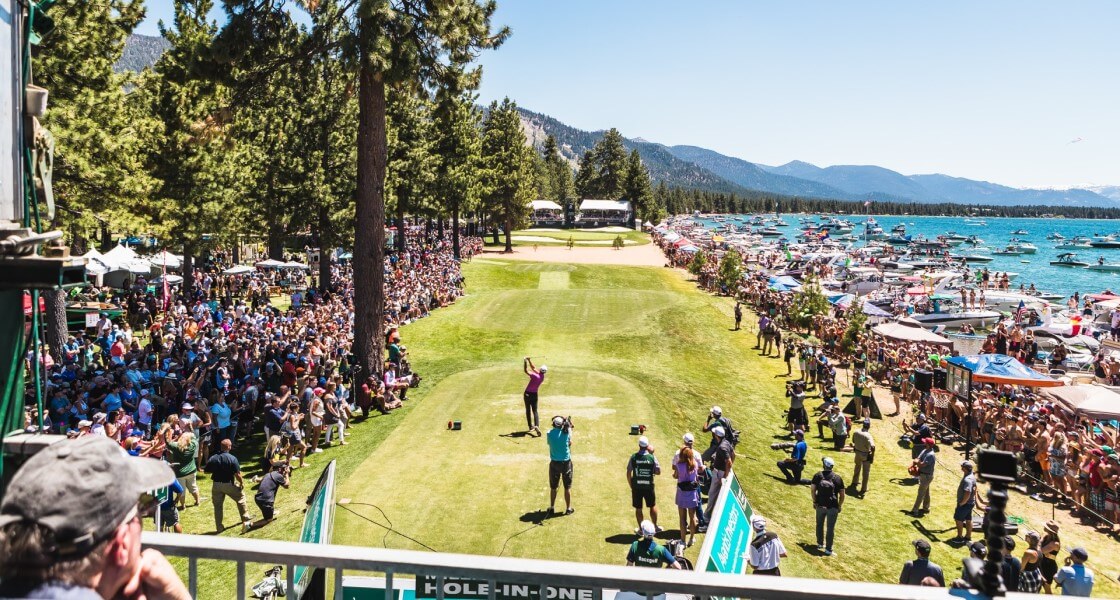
254, 463, 291, 525
546, 416, 574, 516
786, 381, 809, 435
777, 429, 808, 484
702, 406, 735, 462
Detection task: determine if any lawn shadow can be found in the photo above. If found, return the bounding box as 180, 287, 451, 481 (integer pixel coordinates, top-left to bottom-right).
763, 473, 799, 486
519, 509, 551, 525
890, 477, 919, 487
500, 431, 532, 439
910, 520, 953, 542
796, 542, 825, 557
605, 533, 637, 545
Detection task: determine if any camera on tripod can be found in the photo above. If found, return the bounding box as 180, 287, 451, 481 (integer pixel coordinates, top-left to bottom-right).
961, 448, 1018, 597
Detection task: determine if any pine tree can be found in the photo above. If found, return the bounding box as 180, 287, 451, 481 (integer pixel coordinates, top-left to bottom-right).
542, 135, 575, 225
387, 85, 436, 253
432, 76, 483, 259
591, 128, 628, 199
574, 149, 596, 199
480, 98, 534, 252
622, 149, 654, 228
142, 0, 248, 300
33, 0, 155, 359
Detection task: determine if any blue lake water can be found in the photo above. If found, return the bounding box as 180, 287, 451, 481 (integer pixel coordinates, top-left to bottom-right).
692, 214, 1120, 300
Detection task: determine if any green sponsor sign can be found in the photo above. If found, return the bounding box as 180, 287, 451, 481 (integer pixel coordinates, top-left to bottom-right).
696, 470, 753, 580
294, 460, 337, 599
416, 577, 593, 600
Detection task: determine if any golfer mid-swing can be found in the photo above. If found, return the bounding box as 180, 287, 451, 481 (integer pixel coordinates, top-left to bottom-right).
524, 357, 548, 434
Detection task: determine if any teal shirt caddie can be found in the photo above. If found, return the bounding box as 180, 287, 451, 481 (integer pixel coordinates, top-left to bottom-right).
547, 427, 571, 461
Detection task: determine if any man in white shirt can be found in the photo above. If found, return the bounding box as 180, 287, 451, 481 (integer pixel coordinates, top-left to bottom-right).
137, 391, 154, 435
746, 515, 787, 576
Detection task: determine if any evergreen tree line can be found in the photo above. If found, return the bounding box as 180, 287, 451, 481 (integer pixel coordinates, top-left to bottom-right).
652, 185, 1120, 220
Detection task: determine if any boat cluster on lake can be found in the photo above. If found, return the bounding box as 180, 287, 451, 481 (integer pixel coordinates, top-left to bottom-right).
654, 212, 1120, 373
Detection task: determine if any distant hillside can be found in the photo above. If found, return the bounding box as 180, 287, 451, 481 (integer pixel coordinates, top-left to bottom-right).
665, 146, 853, 200
517, 109, 764, 196
115, 34, 169, 73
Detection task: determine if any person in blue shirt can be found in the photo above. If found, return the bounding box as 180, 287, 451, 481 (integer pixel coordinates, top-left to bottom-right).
1054, 547, 1094, 597
546, 416, 573, 516
102, 384, 123, 413
777, 430, 808, 484
210, 395, 234, 444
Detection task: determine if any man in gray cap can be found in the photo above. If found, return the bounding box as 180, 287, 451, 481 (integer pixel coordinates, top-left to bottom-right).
0, 436, 190, 599
952, 460, 977, 542
850, 418, 875, 497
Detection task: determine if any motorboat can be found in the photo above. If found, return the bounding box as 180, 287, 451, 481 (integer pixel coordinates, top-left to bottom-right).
1051, 253, 1089, 267
956, 254, 994, 263
1008, 240, 1037, 254
1090, 235, 1120, 248
964, 236, 985, 246
1011, 229, 1029, 236
992, 246, 1024, 256
891, 224, 906, 233
944, 232, 968, 242
760, 227, 783, 237
863, 220, 887, 240
910, 309, 1002, 329
1056, 236, 1092, 249
887, 235, 912, 246
1046, 233, 1065, 241
1086, 260, 1120, 272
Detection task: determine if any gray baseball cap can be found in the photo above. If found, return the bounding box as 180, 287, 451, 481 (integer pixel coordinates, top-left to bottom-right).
0, 436, 174, 557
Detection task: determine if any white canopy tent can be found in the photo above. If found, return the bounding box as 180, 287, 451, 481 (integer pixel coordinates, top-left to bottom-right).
577, 199, 632, 225
530, 199, 564, 225
281, 261, 310, 270
872, 318, 954, 348
222, 265, 254, 275
255, 259, 286, 268
1043, 385, 1120, 421
147, 252, 182, 269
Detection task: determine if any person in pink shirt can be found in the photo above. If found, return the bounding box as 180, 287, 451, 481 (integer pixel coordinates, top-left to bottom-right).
523, 357, 548, 434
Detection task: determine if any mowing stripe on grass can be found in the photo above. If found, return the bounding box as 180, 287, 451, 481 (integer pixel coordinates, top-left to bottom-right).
538, 272, 571, 289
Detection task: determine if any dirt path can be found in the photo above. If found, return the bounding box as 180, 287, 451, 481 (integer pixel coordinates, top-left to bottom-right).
480, 242, 666, 267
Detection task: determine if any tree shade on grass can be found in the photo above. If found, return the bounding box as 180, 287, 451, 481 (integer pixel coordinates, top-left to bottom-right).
491, 229, 650, 247
169, 261, 1120, 598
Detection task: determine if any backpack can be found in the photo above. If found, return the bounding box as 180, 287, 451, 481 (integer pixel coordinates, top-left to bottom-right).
717, 417, 741, 446
814, 473, 838, 506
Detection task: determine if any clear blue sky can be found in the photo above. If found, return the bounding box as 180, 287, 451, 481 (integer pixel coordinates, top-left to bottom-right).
138, 1, 1118, 189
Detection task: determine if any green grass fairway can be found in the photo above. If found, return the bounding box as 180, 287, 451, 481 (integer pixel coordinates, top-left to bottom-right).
487, 228, 649, 247
172, 260, 1120, 598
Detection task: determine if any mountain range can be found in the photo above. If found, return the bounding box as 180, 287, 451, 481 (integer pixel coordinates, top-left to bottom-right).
118, 35, 1117, 208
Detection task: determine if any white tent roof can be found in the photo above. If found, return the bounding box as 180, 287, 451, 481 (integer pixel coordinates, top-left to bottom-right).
1043, 385, 1120, 421
281, 261, 310, 270
147, 252, 182, 268
531, 200, 563, 211
100, 245, 139, 270
222, 265, 255, 275
579, 199, 631, 211
872, 321, 954, 347
255, 259, 286, 268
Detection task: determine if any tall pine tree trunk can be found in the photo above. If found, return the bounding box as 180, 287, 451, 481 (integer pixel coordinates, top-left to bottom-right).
182, 251, 194, 302
504, 217, 513, 252
452, 198, 461, 259
352, 46, 388, 381
437, 215, 445, 239
43, 289, 67, 362
396, 203, 406, 253
99, 222, 113, 252
267, 223, 284, 260
318, 203, 332, 292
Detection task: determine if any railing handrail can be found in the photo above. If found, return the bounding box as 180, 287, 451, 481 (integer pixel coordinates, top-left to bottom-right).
142, 532, 1029, 600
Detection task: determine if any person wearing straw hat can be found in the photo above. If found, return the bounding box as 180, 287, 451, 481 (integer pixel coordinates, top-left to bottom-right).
1039, 519, 1062, 594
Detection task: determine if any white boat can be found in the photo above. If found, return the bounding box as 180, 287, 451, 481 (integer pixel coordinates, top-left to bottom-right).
1015, 242, 1038, 254
1051, 253, 1089, 267
1055, 236, 1092, 249
911, 309, 1002, 329
1086, 262, 1120, 272
1011, 229, 1029, 236
1046, 233, 1065, 240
